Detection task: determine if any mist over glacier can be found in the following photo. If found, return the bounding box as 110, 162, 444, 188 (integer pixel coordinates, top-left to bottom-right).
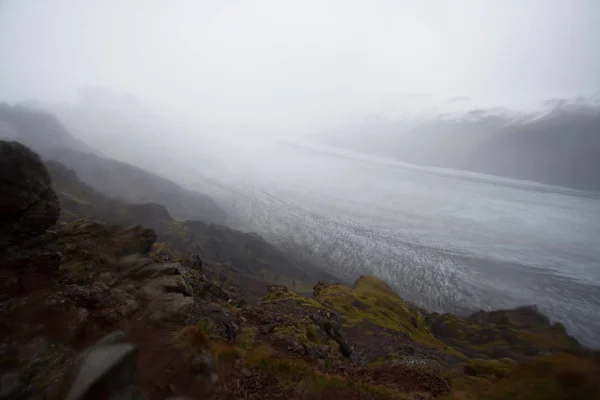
170, 136, 600, 348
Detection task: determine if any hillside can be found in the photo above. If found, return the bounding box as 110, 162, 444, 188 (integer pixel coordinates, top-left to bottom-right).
46, 158, 336, 303
1, 140, 598, 400
0, 103, 227, 224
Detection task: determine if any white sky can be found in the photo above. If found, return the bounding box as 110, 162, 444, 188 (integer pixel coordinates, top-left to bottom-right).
0, 0, 599, 130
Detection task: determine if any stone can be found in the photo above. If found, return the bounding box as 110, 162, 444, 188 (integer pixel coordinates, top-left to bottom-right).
289, 341, 306, 355
67, 282, 113, 308
241, 368, 252, 378
0, 372, 22, 400
119, 299, 140, 318
266, 284, 289, 297
148, 293, 194, 325
191, 303, 238, 342
133, 263, 180, 280
0, 141, 60, 248
202, 283, 229, 301
260, 323, 276, 335
116, 254, 153, 272
153, 275, 193, 297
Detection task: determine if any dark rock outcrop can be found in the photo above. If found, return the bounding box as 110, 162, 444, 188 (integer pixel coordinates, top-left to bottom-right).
0, 141, 62, 298
0, 141, 60, 246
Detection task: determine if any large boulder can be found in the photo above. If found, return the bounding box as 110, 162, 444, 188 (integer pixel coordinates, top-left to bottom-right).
0, 141, 60, 247
0, 141, 62, 296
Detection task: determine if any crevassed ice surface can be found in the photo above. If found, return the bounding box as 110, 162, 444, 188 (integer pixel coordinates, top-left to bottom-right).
181, 137, 600, 348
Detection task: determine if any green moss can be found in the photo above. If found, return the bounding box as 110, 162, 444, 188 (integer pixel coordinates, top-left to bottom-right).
195, 319, 211, 333
314, 276, 446, 350
457, 352, 600, 400
149, 242, 182, 263
59, 260, 94, 282
466, 358, 516, 378
429, 309, 577, 360
306, 324, 321, 344
212, 343, 243, 365
171, 325, 210, 354
235, 327, 257, 349
246, 348, 410, 399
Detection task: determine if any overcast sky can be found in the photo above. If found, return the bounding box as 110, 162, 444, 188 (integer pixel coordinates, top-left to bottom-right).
1, 0, 599, 130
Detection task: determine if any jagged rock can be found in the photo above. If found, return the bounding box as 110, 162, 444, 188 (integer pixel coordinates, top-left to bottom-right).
260, 323, 277, 335
57, 219, 156, 261
184, 254, 204, 272
0, 142, 62, 299
313, 280, 335, 297
137, 263, 194, 296
66, 282, 114, 308
241, 368, 252, 378
151, 275, 193, 297
203, 283, 230, 301
0, 141, 60, 247
132, 262, 181, 280
426, 305, 581, 359
118, 299, 140, 318
147, 293, 194, 326
116, 254, 153, 272
192, 303, 239, 342
311, 310, 352, 358
289, 341, 306, 355
304, 344, 333, 361
66, 343, 141, 400
133, 262, 200, 325
266, 284, 289, 296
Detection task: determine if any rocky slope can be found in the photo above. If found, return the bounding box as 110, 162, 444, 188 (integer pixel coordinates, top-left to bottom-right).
45, 159, 337, 304
1, 141, 599, 400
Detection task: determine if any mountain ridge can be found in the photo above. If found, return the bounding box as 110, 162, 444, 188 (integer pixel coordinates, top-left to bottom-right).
319, 98, 600, 191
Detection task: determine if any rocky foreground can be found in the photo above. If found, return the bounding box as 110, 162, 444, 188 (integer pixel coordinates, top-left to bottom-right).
1, 140, 599, 400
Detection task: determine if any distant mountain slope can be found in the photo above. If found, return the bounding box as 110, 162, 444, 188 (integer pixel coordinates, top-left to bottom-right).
466, 104, 600, 191
45, 148, 226, 224
0, 104, 97, 154
0, 103, 226, 224
320, 99, 600, 191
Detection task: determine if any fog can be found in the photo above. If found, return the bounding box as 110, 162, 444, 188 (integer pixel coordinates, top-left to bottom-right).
1, 1, 600, 347
1, 0, 600, 132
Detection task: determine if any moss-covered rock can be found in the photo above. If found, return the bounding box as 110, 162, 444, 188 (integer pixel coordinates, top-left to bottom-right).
315, 276, 445, 350
426, 306, 581, 360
